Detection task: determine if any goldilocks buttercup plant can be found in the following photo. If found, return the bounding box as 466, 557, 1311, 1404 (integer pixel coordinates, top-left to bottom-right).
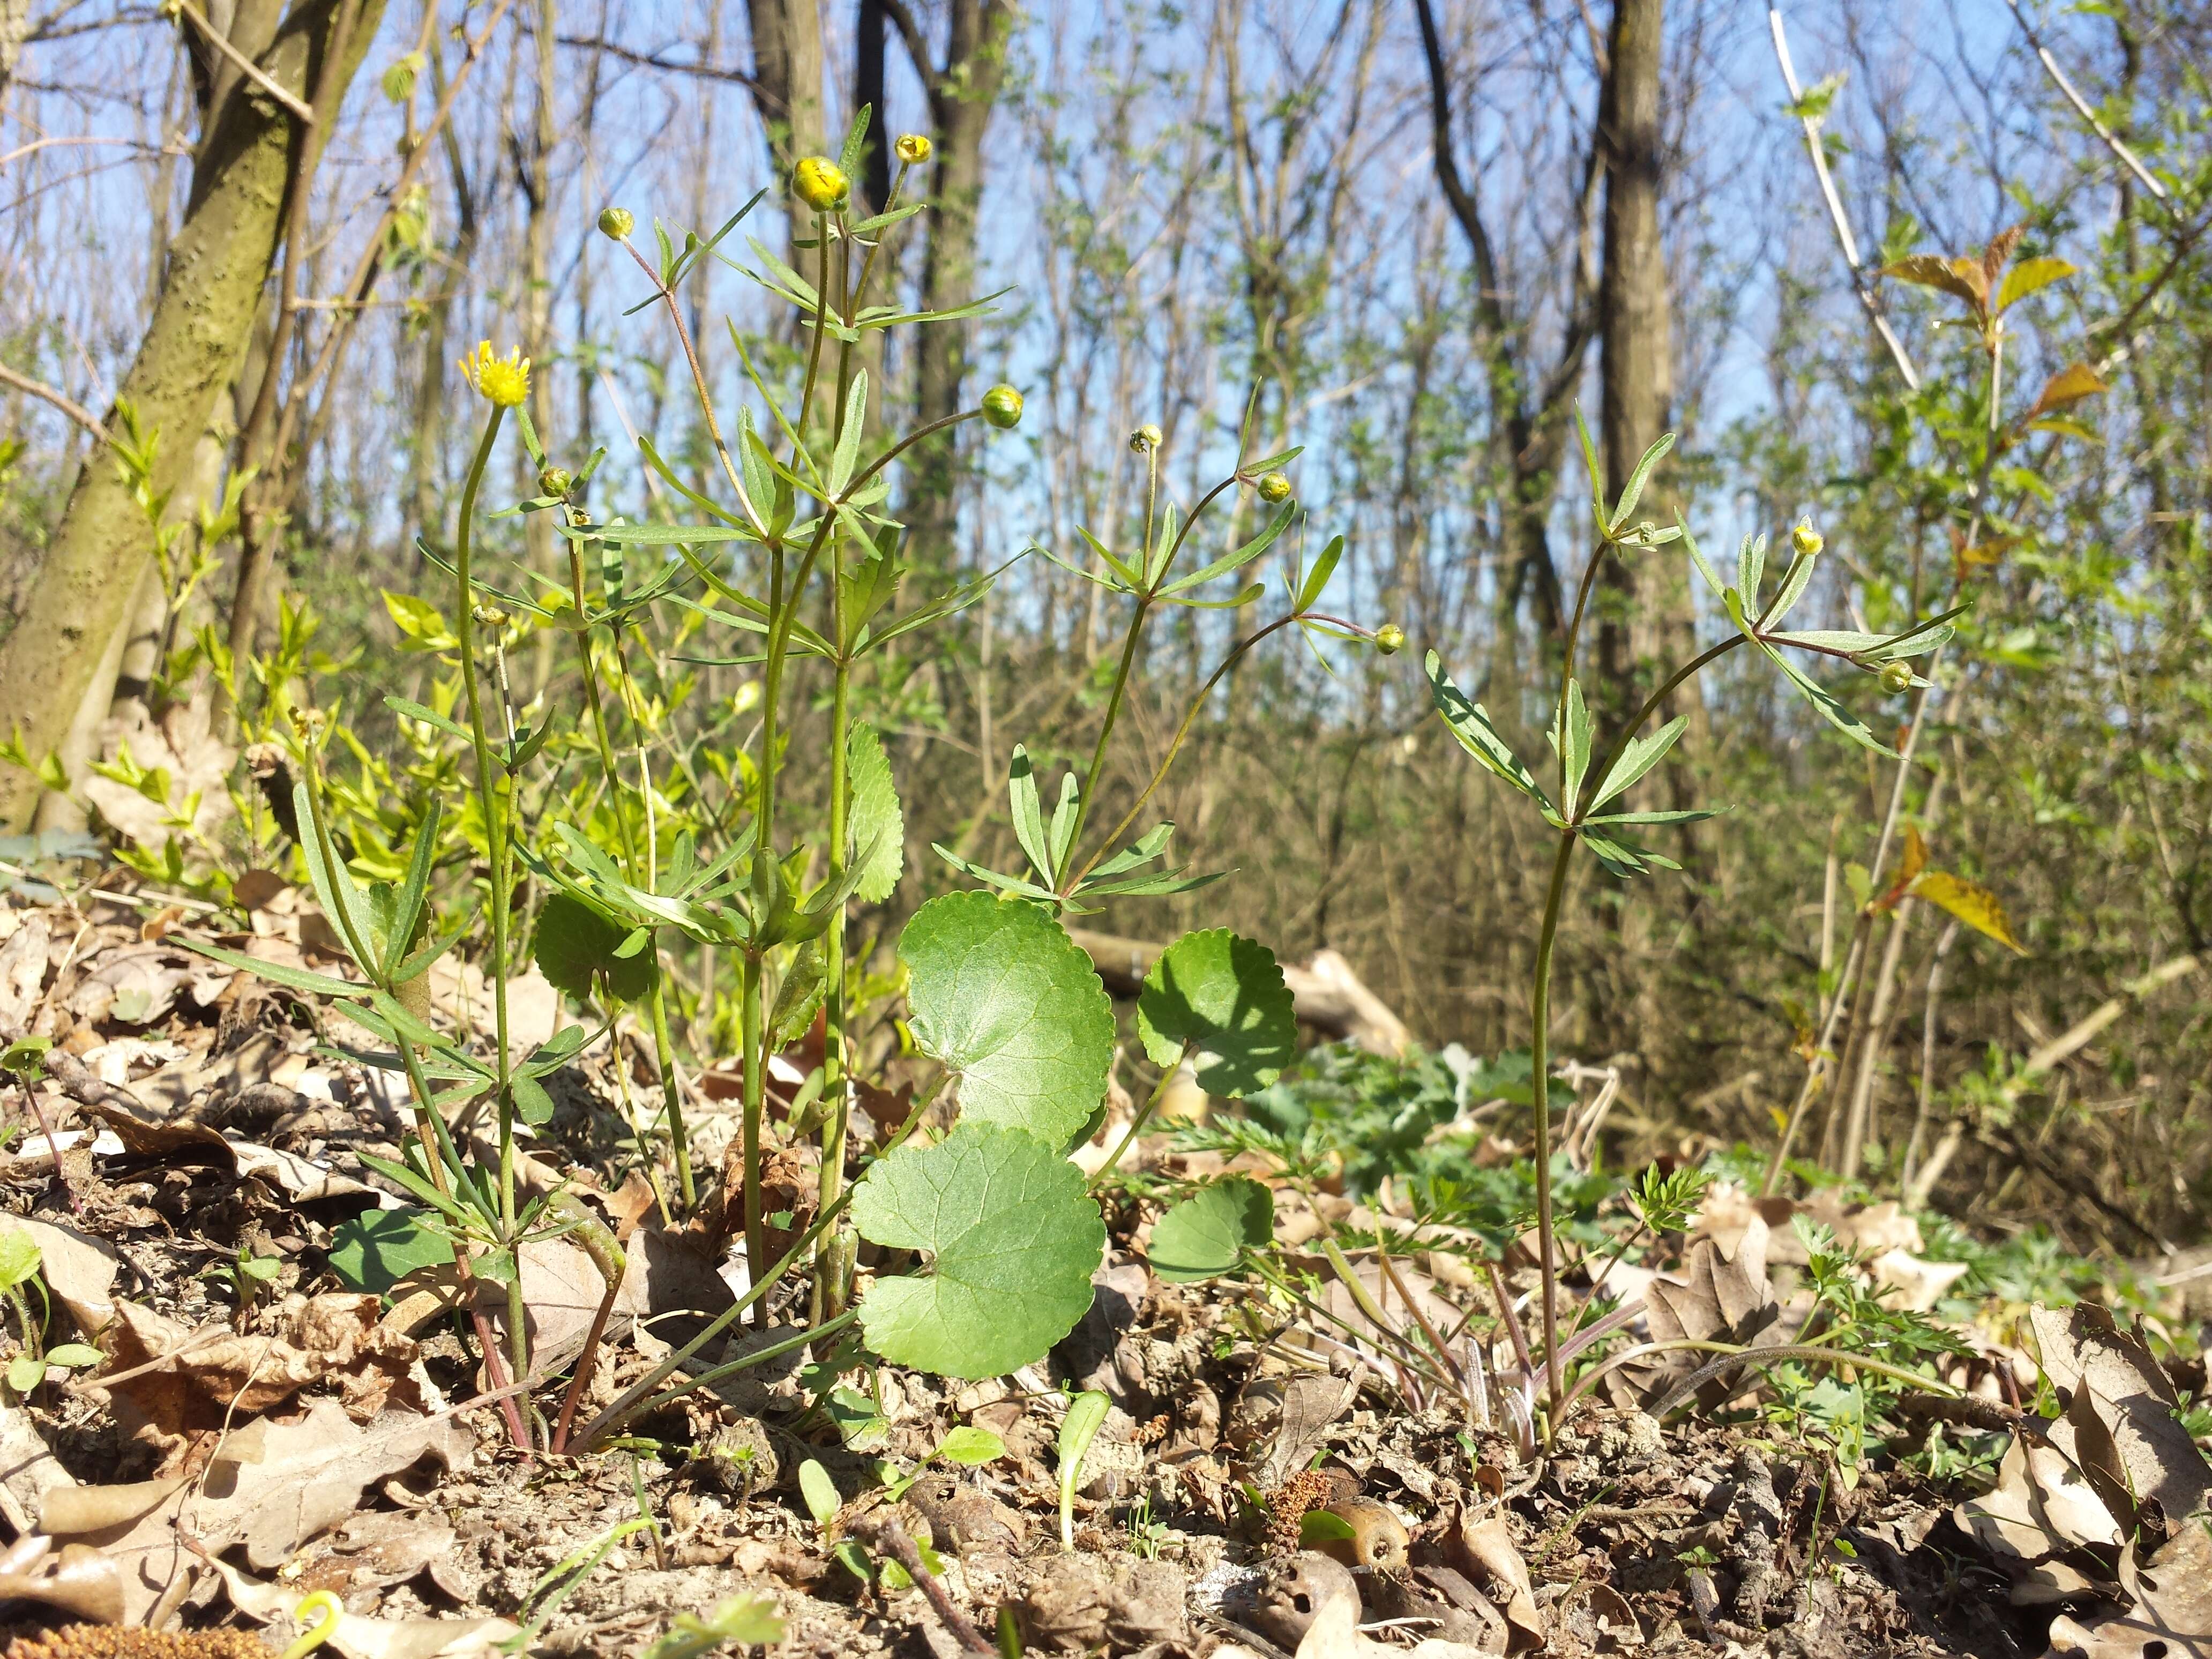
184, 108, 1392, 1449
1428, 412, 1964, 1423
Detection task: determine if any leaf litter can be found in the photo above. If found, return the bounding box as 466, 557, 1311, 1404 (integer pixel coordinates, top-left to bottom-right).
0, 886, 2206, 1658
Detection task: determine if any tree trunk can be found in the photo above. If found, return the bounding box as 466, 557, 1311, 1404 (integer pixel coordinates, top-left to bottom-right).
908, 0, 1015, 572
0, 0, 386, 831
0, 0, 29, 105
745, 0, 827, 173
1594, 0, 1688, 733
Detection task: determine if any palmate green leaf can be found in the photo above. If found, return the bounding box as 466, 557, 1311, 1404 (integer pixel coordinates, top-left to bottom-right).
1682, 519, 1727, 601
851, 1123, 1105, 1379
898, 892, 1115, 1144
1135, 929, 1297, 1098
536, 891, 657, 1005
328, 1208, 455, 1295
1589, 715, 1686, 811
1573, 405, 1606, 530
1148, 1176, 1273, 1283
769, 941, 827, 1051
827, 370, 869, 498
1425, 653, 1552, 810
846, 723, 903, 904
1580, 828, 1681, 879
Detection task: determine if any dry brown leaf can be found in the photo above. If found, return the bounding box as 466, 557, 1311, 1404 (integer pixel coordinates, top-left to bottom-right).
0, 911, 53, 1033
2032, 1305, 2212, 1529
218, 1557, 518, 1659
36, 1473, 195, 1623
0, 1403, 76, 1535
2042, 1522, 2212, 1657
0, 1535, 125, 1625
1279, 1585, 1490, 1659
83, 697, 236, 852
9, 1215, 120, 1335
1225, 1371, 1361, 1491
203, 1396, 472, 1568
1449, 1514, 1544, 1653
97, 1294, 426, 1441
1607, 1215, 1778, 1411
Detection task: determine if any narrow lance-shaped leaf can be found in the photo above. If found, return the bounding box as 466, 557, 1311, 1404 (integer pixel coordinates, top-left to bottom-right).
1426, 653, 1553, 810
1725, 591, 1889, 755
1588, 715, 1686, 812
1006, 748, 1053, 885
1610, 430, 1675, 534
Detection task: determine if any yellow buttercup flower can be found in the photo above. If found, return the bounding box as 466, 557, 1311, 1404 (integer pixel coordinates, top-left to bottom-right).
459, 340, 530, 409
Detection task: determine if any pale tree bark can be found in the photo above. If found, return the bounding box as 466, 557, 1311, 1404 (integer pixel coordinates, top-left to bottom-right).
0, 0, 28, 104
745, 0, 827, 175
0, 0, 386, 831
408, 41, 483, 556
1594, 0, 1694, 736
890, 0, 1015, 570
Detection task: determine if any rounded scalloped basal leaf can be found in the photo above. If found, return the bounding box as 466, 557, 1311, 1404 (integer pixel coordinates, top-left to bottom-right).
1147, 1176, 1273, 1283
534, 891, 656, 1005
1135, 928, 1297, 1098
851, 1123, 1105, 1379
897, 891, 1114, 1144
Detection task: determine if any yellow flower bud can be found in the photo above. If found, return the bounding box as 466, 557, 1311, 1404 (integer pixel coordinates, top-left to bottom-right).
895, 133, 932, 165
1792, 520, 1824, 559
793, 156, 850, 213
459, 341, 530, 409
981, 385, 1023, 429
597, 206, 633, 241
1130, 423, 1163, 453
1879, 661, 1915, 693
1374, 623, 1406, 656
1257, 472, 1292, 505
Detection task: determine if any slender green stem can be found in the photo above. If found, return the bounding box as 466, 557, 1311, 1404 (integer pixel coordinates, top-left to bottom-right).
451, 405, 526, 1399
737, 946, 767, 1321
1068, 599, 1149, 859
1067, 609, 1369, 893
1527, 830, 1574, 1417
1091, 1043, 1190, 1185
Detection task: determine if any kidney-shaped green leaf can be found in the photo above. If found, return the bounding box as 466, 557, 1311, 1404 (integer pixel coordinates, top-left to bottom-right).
1148, 1176, 1274, 1282
1135, 928, 1297, 1098
898, 892, 1114, 1144
851, 1124, 1105, 1378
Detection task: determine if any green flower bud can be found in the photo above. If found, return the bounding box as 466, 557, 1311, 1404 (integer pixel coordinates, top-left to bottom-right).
597, 206, 634, 241
1130, 423, 1163, 453
1879, 660, 1915, 693
981, 385, 1024, 430
1257, 472, 1293, 505
1792, 520, 1824, 559
1374, 623, 1406, 655
793, 156, 850, 213
473, 603, 510, 630
539, 467, 573, 500
895, 133, 933, 165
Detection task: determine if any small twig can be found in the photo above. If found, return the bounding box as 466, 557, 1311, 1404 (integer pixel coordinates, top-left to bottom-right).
849, 1514, 995, 1656
2001, 0, 2169, 205
1767, 6, 1920, 390
164, 0, 317, 124
0, 363, 108, 439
